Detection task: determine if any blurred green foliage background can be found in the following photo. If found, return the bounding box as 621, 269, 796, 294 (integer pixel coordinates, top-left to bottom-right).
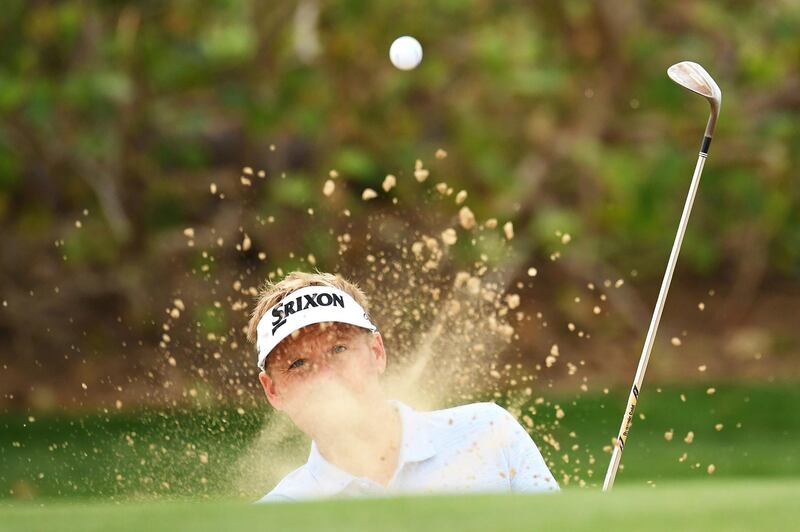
2, 0, 799, 403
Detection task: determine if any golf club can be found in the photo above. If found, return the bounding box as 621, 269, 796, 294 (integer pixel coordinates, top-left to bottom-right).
602, 61, 722, 491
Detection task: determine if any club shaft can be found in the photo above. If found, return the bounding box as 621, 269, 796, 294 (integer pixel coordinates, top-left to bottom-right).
602, 139, 710, 491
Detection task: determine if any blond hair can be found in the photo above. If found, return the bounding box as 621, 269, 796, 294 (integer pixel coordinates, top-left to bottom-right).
246, 270, 371, 345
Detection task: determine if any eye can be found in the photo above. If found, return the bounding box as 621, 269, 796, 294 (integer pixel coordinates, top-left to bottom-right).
288, 359, 307, 371
332, 344, 347, 354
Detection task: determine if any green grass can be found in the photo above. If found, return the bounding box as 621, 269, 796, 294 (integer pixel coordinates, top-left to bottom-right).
1, 383, 798, 499
1, 479, 798, 531
544, 381, 800, 482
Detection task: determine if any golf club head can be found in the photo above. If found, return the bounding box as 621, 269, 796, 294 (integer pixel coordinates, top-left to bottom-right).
667, 61, 722, 140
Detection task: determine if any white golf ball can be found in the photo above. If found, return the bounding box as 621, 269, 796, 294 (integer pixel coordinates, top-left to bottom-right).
389, 36, 423, 70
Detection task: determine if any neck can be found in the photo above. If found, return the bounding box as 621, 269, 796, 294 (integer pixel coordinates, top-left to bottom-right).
313, 399, 402, 486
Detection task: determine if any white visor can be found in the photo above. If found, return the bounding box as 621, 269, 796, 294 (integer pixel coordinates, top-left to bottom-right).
256, 286, 377, 370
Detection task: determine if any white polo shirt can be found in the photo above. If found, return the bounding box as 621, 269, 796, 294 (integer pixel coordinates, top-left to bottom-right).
258, 400, 559, 502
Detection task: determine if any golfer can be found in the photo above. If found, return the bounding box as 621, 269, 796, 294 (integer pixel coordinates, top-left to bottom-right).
247, 271, 559, 502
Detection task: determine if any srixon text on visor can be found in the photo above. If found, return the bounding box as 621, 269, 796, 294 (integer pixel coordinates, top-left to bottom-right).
271, 293, 345, 334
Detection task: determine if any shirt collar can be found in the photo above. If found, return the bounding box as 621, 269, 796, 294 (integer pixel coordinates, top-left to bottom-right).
393, 400, 437, 464
306, 400, 437, 494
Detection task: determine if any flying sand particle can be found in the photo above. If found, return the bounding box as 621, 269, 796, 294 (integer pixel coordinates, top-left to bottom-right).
362, 188, 378, 201
323, 179, 335, 196
414, 159, 429, 182
505, 294, 520, 310
466, 277, 481, 295
503, 222, 514, 240
382, 174, 396, 192
458, 207, 476, 230
440, 229, 457, 246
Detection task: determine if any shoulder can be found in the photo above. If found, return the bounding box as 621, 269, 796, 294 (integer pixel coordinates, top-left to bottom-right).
420, 401, 519, 435
428, 401, 515, 422
415, 402, 542, 468
255, 464, 314, 503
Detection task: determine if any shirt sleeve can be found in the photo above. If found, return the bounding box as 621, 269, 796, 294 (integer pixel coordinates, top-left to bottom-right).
493, 405, 560, 493
255, 491, 295, 503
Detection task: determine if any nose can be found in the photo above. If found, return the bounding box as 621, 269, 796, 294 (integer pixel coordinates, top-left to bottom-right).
304, 353, 344, 380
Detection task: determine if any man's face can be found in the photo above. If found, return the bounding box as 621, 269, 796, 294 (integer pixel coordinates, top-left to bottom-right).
258, 322, 386, 434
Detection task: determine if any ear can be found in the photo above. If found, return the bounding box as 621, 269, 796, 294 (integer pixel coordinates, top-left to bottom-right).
369, 332, 387, 374
259, 370, 284, 410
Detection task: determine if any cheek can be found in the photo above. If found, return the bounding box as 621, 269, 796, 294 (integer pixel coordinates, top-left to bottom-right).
279, 367, 336, 404
272, 372, 312, 408
279, 372, 316, 396
336, 348, 380, 387
276, 379, 318, 423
